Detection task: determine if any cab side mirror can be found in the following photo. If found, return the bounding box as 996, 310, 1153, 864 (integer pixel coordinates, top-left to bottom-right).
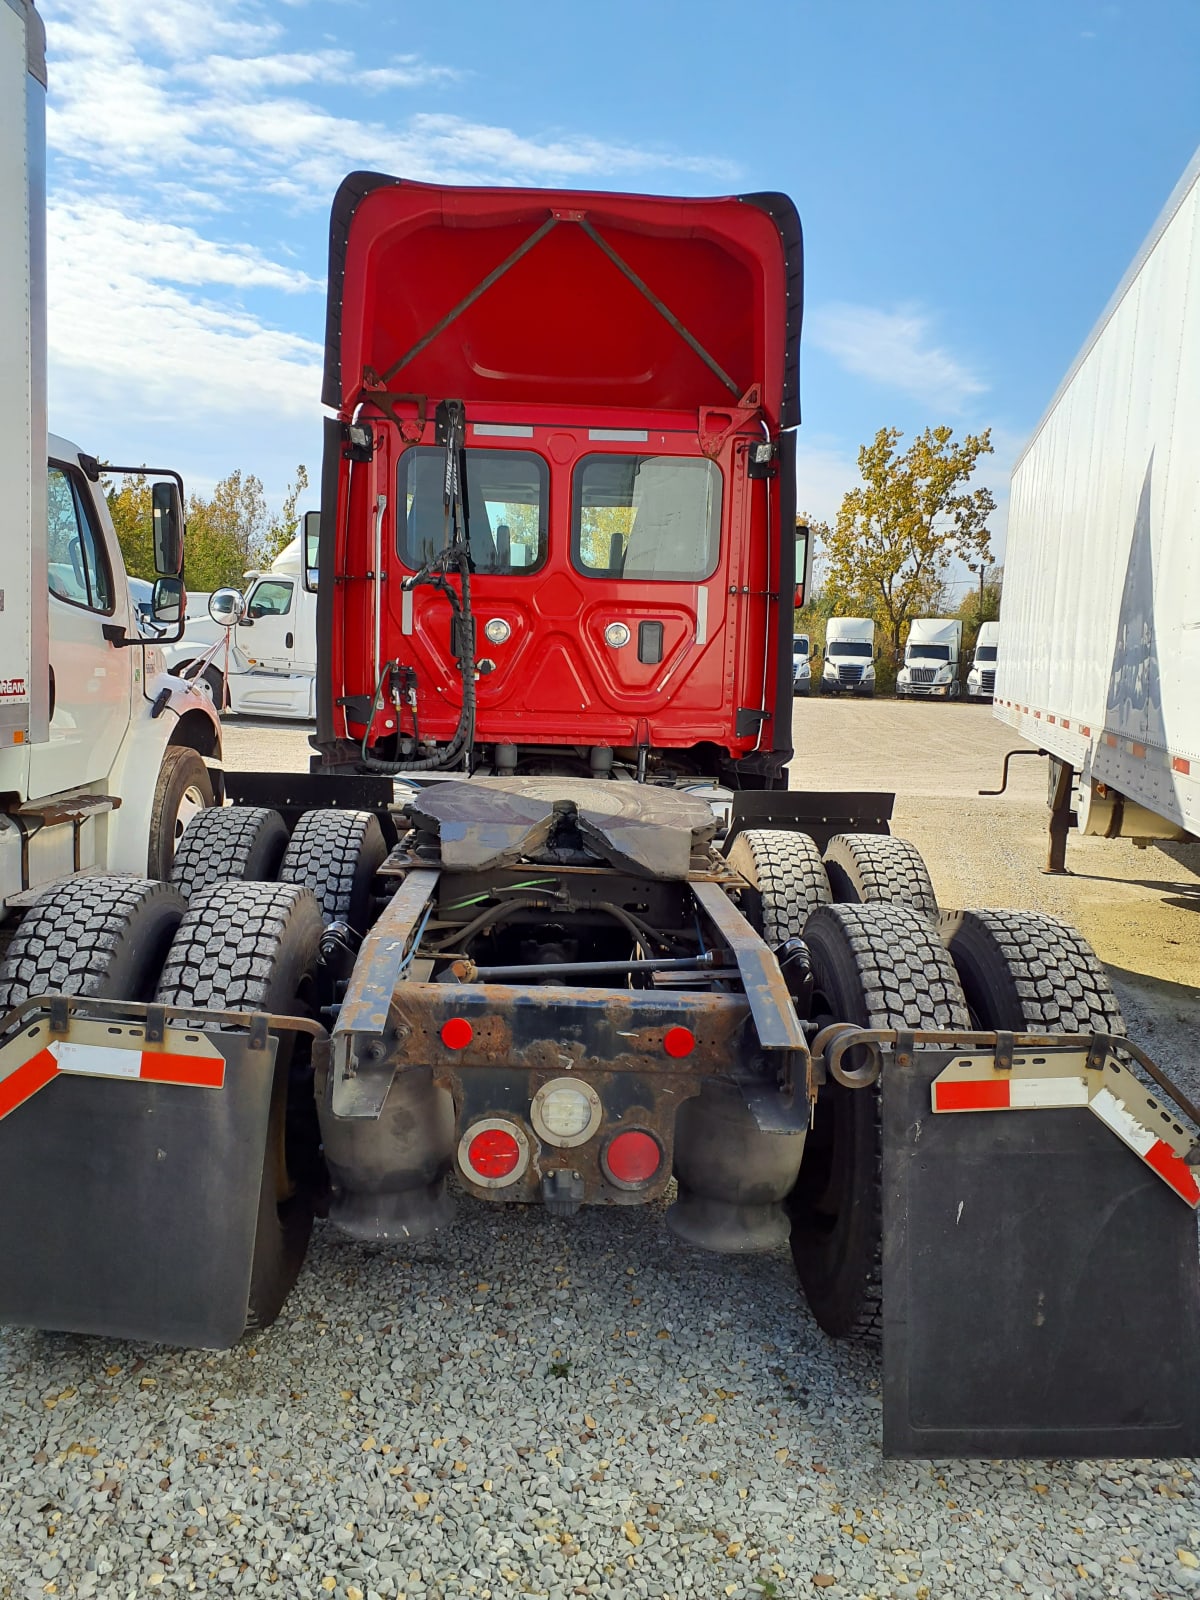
208, 588, 246, 627
151, 480, 184, 577
152, 576, 184, 624
303, 509, 320, 593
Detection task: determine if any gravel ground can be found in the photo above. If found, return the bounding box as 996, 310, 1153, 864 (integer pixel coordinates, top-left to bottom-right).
1, 705, 1197, 1600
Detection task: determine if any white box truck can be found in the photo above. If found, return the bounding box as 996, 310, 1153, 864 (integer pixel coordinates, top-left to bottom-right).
966, 619, 999, 702
819, 617, 876, 695
997, 146, 1200, 853
164, 537, 317, 719
896, 617, 962, 699
0, 0, 220, 915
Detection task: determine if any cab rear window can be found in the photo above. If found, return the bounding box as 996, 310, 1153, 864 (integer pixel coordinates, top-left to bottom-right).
399, 448, 548, 574
571, 455, 721, 581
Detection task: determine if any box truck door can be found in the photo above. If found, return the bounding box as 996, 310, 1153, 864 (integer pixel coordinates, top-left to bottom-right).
28, 463, 133, 798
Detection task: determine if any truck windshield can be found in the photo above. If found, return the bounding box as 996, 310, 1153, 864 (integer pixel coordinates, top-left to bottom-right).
572, 455, 721, 581
975, 645, 997, 662
793, 639, 809, 657
909, 644, 952, 662
399, 448, 548, 574
829, 640, 872, 657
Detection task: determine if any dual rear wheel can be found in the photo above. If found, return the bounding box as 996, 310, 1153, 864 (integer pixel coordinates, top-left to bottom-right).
728, 825, 1124, 1342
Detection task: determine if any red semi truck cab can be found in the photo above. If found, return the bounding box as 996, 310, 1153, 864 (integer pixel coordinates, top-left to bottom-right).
312, 175, 803, 787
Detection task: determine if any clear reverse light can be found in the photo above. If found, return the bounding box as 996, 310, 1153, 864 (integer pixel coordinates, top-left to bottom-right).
484, 617, 511, 645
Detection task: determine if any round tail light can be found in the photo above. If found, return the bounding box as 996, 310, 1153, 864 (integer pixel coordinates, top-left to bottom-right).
663, 1026, 695, 1058
458, 1118, 530, 1188
602, 1129, 663, 1189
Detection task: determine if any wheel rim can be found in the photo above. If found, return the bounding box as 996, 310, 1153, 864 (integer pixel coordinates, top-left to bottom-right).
174, 784, 208, 848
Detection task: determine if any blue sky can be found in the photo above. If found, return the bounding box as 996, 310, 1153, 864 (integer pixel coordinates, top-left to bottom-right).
40, 0, 1200, 594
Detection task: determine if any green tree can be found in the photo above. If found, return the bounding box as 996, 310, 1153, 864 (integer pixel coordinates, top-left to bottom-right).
823, 425, 995, 666
956, 562, 1004, 655
105, 474, 154, 581
258, 464, 310, 567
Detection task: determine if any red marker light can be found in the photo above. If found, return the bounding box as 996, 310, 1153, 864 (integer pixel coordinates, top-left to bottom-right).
663, 1026, 695, 1058
604, 1130, 662, 1186
467, 1127, 522, 1179
441, 1017, 473, 1050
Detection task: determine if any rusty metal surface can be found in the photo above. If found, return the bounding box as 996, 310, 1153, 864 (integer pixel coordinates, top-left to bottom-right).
0, 993, 326, 1046
406, 777, 717, 879
690, 879, 807, 1055
331, 868, 440, 1112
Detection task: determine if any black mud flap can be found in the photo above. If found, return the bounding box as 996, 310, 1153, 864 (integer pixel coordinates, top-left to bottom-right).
882, 1052, 1200, 1458
0, 1035, 276, 1349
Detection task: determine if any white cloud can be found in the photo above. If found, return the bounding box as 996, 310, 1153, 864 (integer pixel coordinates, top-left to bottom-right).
37, 0, 739, 503
47, 197, 324, 426
808, 302, 987, 410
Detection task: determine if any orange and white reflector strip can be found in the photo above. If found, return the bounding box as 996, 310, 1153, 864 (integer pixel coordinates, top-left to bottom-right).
0, 1019, 225, 1123
932, 1049, 1200, 1208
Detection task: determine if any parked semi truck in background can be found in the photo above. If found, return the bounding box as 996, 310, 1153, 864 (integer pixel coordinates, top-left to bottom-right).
165, 537, 318, 718
820, 616, 876, 695
2, 163, 1198, 1460
0, 0, 219, 919
896, 617, 962, 699
791, 632, 811, 695
966, 619, 999, 702
998, 146, 1199, 858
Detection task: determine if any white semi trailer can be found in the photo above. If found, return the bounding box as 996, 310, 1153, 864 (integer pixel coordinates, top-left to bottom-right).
997, 146, 1200, 862
0, 0, 220, 914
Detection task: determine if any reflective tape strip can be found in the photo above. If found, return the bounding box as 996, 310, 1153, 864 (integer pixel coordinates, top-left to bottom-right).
1090, 1086, 1200, 1206
932, 1050, 1200, 1208
0, 1047, 58, 1120
0, 1027, 226, 1123
933, 1074, 1088, 1112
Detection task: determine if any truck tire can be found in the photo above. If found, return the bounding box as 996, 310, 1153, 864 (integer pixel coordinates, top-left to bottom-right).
171, 805, 289, 900
824, 832, 938, 919
941, 908, 1125, 1034
155, 881, 324, 1332
279, 809, 387, 932
147, 746, 216, 879
725, 828, 830, 943
788, 901, 970, 1341
0, 877, 186, 1011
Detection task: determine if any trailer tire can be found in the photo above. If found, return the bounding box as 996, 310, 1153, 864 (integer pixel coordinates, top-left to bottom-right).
0, 877, 186, 1012
941, 908, 1125, 1034
147, 746, 216, 879
171, 805, 289, 900
155, 881, 324, 1333
788, 901, 970, 1341
824, 832, 939, 919
280, 809, 387, 932
724, 828, 830, 944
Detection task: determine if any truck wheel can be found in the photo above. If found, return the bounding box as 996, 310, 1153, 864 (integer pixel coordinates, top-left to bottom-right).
0, 877, 185, 1010
155, 881, 324, 1332
147, 746, 216, 879
171, 805, 289, 900
941, 908, 1125, 1034
279, 809, 387, 932
824, 832, 938, 919
788, 901, 970, 1340
725, 828, 830, 943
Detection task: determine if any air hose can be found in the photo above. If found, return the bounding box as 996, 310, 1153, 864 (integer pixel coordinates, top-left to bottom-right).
359, 400, 478, 774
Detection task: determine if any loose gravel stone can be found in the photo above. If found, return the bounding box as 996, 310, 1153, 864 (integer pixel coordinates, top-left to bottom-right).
1, 1198, 1198, 1598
